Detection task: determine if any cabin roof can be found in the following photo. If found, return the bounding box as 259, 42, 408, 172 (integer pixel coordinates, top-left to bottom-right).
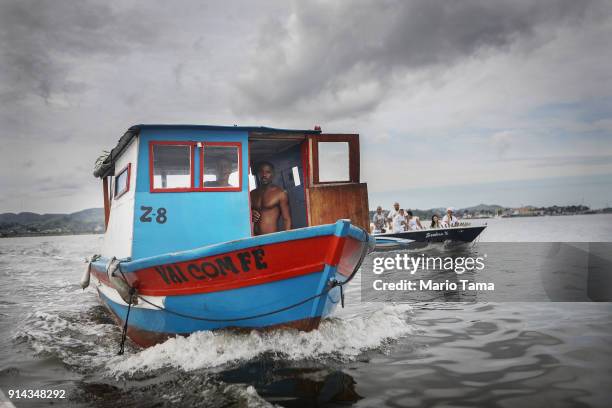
93, 124, 322, 178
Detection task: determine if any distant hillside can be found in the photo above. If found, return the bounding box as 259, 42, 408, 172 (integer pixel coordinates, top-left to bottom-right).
0, 208, 104, 237
462, 204, 504, 213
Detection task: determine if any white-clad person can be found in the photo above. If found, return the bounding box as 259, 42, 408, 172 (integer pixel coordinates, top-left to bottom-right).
442, 207, 459, 227
387, 202, 400, 231
406, 210, 423, 230
392, 208, 408, 232
372, 206, 387, 233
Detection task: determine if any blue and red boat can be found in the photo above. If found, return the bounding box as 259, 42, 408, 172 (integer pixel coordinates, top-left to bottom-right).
84, 124, 372, 347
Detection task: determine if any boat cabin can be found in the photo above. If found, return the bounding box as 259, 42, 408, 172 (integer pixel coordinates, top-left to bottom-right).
94, 125, 369, 260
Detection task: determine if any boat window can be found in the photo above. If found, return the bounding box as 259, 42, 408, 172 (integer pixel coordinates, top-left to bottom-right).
317, 142, 349, 182
151, 143, 193, 191
114, 163, 130, 199
202, 144, 241, 191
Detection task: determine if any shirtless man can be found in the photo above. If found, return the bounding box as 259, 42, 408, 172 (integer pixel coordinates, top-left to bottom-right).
250, 162, 292, 235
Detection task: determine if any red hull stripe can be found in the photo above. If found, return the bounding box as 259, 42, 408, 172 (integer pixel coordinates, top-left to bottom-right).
336, 236, 363, 277
93, 235, 348, 297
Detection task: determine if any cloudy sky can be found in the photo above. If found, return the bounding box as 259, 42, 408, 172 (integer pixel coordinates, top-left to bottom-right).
1, 0, 612, 213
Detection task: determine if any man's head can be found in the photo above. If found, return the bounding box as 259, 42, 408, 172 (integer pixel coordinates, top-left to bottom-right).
393, 202, 400, 210
256, 161, 275, 185
446, 207, 454, 216
376, 206, 382, 214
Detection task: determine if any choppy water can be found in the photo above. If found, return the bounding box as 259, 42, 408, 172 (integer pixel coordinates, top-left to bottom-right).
1, 214, 611, 407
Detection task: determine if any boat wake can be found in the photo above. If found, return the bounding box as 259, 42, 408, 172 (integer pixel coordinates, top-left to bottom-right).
12, 307, 122, 371
108, 303, 414, 376
11, 277, 413, 387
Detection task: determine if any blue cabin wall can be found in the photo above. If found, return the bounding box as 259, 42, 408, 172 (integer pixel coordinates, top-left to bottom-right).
131, 127, 251, 260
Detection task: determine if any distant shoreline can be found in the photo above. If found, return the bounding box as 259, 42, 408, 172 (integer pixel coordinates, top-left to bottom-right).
369, 206, 612, 220
2, 212, 611, 239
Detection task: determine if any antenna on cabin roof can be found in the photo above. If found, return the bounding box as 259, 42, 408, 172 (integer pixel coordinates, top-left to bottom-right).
314, 125, 321, 131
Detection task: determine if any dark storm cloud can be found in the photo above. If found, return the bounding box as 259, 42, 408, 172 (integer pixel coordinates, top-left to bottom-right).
0, 0, 161, 103
1, 0, 610, 213
233, 0, 597, 118
0, 0, 285, 212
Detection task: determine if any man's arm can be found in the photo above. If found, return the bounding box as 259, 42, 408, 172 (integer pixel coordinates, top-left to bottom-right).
279, 190, 292, 230
250, 190, 261, 223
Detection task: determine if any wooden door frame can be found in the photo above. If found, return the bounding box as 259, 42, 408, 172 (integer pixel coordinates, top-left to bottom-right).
310, 134, 360, 185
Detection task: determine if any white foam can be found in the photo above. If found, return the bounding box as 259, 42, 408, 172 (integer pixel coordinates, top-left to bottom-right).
108, 303, 414, 376
13, 310, 119, 369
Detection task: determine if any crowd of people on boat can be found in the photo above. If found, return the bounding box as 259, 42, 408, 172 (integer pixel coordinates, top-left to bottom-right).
371, 202, 460, 233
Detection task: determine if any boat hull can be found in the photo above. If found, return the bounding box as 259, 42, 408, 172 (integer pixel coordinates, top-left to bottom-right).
374, 225, 486, 243
100, 298, 323, 347
90, 220, 370, 347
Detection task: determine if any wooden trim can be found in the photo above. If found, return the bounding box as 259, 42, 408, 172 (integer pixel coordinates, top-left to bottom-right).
349, 136, 360, 183
247, 141, 254, 236
200, 141, 242, 192
311, 137, 320, 184
306, 183, 369, 230
300, 139, 311, 226
102, 177, 110, 231
113, 163, 131, 199
308, 137, 314, 184
311, 134, 359, 184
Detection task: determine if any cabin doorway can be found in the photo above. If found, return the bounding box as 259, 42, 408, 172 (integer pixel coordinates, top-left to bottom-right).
249, 138, 309, 231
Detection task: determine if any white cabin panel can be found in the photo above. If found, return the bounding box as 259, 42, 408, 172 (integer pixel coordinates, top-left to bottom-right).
102, 137, 138, 258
